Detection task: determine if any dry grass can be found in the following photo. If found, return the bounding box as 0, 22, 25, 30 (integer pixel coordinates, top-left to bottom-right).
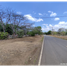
50, 35, 67, 40
0, 35, 43, 65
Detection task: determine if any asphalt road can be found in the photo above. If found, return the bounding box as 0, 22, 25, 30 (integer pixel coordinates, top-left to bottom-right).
41, 35, 67, 65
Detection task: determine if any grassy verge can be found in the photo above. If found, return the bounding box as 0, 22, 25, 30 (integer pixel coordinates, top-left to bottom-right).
50, 35, 67, 40
41, 36, 44, 43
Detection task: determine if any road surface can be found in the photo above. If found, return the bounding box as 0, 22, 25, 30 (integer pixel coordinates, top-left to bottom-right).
41, 35, 67, 65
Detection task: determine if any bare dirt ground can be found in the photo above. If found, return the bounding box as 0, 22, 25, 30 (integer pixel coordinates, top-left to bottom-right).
0, 35, 43, 65
50, 35, 67, 40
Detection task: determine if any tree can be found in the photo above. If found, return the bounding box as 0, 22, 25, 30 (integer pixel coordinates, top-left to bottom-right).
27, 31, 35, 36
17, 30, 24, 38
0, 6, 35, 38
61, 31, 66, 36
20, 22, 34, 35
48, 30, 51, 35
14, 14, 25, 34
33, 26, 42, 35
0, 23, 3, 32
45, 30, 51, 35
58, 28, 66, 35
0, 9, 6, 32
5, 24, 13, 35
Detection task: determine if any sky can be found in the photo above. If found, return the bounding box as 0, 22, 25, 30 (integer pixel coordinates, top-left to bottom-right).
0, 2, 67, 32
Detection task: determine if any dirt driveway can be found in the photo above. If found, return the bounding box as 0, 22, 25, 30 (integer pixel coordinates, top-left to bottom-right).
0, 35, 43, 65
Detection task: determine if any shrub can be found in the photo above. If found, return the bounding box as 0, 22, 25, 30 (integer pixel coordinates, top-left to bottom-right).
27, 31, 35, 36
0, 32, 8, 39
5, 24, 13, 35
17, 30, 24, 38
31, 31, 35, 36
27, 32, 31, 36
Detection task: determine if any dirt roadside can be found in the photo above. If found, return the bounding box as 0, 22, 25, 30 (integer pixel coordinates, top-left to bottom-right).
0, 35, 43, 65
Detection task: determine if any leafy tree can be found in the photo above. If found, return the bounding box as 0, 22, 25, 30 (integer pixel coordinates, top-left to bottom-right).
48, 30, 51, 35
27, 31, 35, 36
17, 30, 24, 38
61, 31, 66, 36
58, 28, 66, 35
5, 24, 13, 35
33, 26, 42, 35
51, 31, 57, 35
0, 23, 3, 32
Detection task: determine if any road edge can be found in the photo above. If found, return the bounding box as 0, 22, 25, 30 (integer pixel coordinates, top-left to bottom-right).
38, 35, 44, 66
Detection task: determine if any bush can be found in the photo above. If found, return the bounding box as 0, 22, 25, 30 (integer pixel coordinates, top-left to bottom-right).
0, 32, 8, 39
0, 24, 3, 32
5, 24, 13, 35
45, 30, 51, 35
27, 31, 35, 36
27, 32, 31, 36
17, 30, 24, 38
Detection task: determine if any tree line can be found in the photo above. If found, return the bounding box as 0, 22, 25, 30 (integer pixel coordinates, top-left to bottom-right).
0, 7, 42, 39
44, 28, 67, 36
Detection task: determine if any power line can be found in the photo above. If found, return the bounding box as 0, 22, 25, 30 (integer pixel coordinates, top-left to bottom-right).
34, 16, 67, 18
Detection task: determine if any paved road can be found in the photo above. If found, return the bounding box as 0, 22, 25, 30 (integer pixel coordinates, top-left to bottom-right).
41, 35, 67, 65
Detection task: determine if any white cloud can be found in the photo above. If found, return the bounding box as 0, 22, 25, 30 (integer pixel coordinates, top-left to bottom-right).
42, 21, 67, 32
49, 24, 52, 27
54, 21, 67, 30
48, 11, 57, 17
54, 18, 60, 21
38, 13, 42, 15
24, 14, 43, 22
33, 25, 35, 27
42, 24, 52, 32
59, 21, 65, 24
42, 26, 50, 32
36, 18, 43, 22
63, 11, 67, 14
50, 12, 57, 17
16, 12, 22, 15
48, 11, 52, 13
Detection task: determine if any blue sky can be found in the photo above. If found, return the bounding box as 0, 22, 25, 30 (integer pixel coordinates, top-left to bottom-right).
0, 2, 67, 32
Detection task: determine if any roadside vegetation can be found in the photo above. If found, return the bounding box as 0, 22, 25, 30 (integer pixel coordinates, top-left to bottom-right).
43, 28, 67, 40
0, 6, 44, 65
41, 36, 44, 42
0, 7, 43, 40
